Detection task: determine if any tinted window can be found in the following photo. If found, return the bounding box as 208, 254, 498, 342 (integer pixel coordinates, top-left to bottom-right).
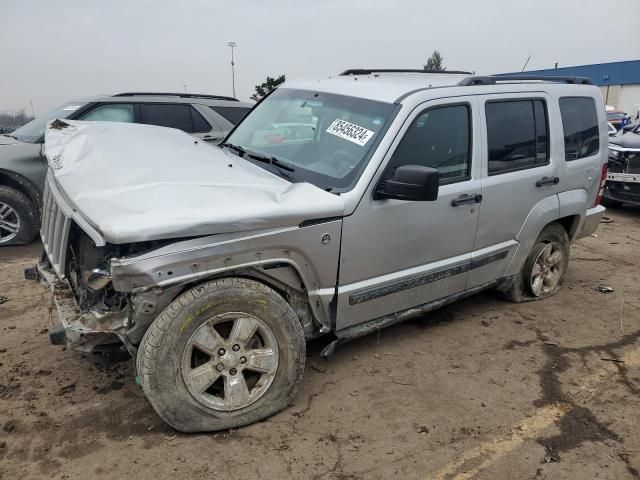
560, 97, 599, 161
486, 100, 548, 174
190, 107, 211, 133
80, 104, 134, 123
210, 106, 251, 125
140, 104, 193, 132
387, 104, 471, 184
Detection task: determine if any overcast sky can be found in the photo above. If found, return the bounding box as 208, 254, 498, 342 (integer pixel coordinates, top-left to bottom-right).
1, 0, 638, 115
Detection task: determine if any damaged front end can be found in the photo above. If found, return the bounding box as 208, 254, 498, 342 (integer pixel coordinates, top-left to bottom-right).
29, 173, 180, 353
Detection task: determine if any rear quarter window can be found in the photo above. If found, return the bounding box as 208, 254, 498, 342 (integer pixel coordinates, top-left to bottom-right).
210, 106, 251, 125
559, 97, 599, 161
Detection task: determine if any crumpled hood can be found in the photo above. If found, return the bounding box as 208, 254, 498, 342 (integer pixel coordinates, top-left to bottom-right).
44, 120, 345, 244
610, 132, 640, 150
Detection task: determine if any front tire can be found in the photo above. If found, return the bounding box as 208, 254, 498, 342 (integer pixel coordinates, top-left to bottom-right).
137, 278, 305, 432
0, 185, 38, 246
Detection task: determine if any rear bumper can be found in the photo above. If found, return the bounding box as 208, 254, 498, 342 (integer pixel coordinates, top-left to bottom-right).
26, 261, 122, 352
576, 205, 606, 239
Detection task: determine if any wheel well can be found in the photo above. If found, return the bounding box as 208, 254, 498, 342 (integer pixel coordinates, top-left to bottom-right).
0, 171, 41, 219
171, 269, 318, 338
554, 215, 581, 241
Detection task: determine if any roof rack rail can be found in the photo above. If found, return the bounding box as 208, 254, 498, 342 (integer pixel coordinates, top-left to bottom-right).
458, 75, 592, 86
340, 69, 473, 76
113, 92, 239, 101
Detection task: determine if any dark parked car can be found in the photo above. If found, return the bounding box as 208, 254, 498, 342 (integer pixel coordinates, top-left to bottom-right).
0, 92, 252, 245
605, 122, 640, 207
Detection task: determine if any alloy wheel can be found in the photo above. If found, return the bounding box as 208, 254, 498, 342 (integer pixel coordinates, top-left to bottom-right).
529, 242, 565, 297
0, 202, 20, 243
181, 312, 279, 411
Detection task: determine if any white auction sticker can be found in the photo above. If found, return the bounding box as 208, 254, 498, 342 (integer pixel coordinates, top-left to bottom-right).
326, 119, 375, 146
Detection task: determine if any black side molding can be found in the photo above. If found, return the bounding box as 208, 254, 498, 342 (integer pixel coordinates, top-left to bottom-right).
299, 216, 343, 228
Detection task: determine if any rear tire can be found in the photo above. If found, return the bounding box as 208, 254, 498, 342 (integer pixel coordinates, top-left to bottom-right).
137, 277, 306, 432
0, 185, 38, 246
503, 223, 570, 302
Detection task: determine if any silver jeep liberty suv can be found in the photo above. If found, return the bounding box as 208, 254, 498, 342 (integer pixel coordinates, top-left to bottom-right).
31, 69, 607, 432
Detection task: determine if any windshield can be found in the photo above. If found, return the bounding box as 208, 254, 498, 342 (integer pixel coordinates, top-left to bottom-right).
607, 113, 624, 121
226, 88, 397, 191
10, 102, 87, 143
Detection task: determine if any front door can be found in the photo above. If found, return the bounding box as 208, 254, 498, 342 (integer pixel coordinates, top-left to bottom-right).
337, 97, 482, 330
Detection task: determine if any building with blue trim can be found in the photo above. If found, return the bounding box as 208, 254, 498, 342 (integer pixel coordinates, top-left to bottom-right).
499, 60, 640, 117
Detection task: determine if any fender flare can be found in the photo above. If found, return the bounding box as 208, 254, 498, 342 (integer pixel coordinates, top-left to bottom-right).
0, 168, 43, 216
505, 195, 560, 277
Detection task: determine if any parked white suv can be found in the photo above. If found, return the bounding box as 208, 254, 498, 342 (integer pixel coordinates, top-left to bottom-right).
31, 70, 607, 432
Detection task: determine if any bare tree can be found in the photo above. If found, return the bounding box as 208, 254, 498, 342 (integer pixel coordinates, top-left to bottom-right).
0, 108, 34, 130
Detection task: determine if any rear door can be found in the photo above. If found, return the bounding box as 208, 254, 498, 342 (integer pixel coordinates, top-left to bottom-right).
467, 93, 560, 289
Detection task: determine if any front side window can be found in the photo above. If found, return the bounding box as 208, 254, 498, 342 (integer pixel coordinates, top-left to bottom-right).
79, 103, 134, 123
225, 88, 397, 191
560, 97, 599, 161
386, 104, 471, 184
486, 99, 549, 175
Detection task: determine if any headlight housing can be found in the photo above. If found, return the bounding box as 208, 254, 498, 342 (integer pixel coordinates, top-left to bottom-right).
83, 269, 111, 291
608, 147, 620, 160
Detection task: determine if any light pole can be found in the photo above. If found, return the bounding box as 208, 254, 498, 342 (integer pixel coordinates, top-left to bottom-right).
227, 41, 237, 98
183, 84, 187, 94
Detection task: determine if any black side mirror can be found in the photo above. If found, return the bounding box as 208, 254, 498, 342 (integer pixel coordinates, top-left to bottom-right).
375, 164, 439, 201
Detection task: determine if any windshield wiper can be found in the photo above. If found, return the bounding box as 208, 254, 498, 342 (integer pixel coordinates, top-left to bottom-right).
1, 134, 18, 140
223, 142, 246, 157
246, 153, 295, 172
223, 143, 295, 179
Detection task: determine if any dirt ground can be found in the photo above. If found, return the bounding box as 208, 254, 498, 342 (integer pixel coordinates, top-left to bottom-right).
1, 209, 640, 480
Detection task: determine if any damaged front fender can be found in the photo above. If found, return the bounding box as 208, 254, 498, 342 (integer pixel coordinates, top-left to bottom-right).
110, 221, 342, 333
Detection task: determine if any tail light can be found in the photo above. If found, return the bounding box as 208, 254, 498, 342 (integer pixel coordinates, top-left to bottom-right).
594, 163, 608, 207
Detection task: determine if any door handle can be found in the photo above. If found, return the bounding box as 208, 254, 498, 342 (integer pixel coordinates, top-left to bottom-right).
451, 193, 483, 207
536, 176, 560, 187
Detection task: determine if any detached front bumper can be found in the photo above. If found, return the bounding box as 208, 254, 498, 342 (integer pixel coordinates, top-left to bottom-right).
26, 261, 122, 352
576, 205, 606, 239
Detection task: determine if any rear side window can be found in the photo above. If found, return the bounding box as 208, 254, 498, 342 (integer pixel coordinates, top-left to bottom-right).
559, 97, 599, 161
140, 103, 211, 133
210, 106, 251, 125
486, 99, 548, 175
387, 104, 471, 185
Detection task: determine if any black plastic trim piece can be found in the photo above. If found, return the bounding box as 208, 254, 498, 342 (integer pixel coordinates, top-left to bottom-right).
348, 250, 510, 305
341, 69, 472, 76
299, 216, 343, 228
113, 92, 239, 101
321, 280, 500, 358
469, 250, 509, 270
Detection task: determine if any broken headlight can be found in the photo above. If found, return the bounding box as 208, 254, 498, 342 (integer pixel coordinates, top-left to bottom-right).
83, 269, 112, 291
